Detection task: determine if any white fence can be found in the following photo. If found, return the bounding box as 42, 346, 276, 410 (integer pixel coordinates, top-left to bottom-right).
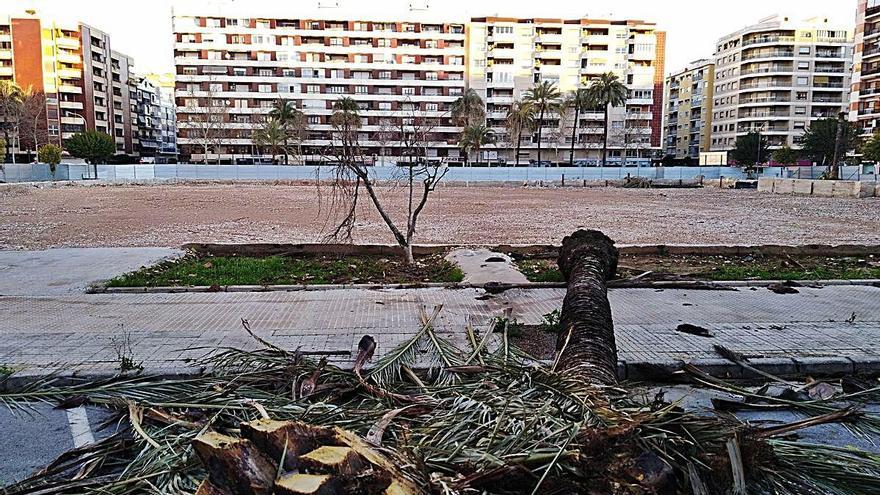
1, 163, 877, 184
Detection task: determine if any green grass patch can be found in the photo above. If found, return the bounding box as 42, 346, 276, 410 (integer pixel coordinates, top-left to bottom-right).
516, 254, 880, 283
516, 259, 565, 283
108, 254, 464, 288
0, 365, 14, 378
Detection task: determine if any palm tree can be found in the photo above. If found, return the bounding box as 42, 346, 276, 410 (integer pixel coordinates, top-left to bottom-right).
331, 97, 361, 152
505, 100, 535, 166
451, 89, 485, 128
269, 99, 304, 165
252, 119, 288, 164
459, 124, 496, 166
565, 89, 596, 167
587, 72, 628, 167
0, 81, 24, 162
523, 81, 562, 166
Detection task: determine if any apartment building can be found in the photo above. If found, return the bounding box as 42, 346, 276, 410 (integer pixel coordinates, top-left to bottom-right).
851, 0, 880, 136
0, 13, 138, 156
146, 73, 179, 160
663, 60, 715, 160
711, 15, 853, 152
172, 4, 665, 165
173, 5, 466, 163
467, 17, 665, 165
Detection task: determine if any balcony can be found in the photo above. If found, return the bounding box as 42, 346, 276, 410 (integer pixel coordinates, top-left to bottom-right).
740, 66, 793, 76
742, 35, 795, 47
813, 82, 844, 88
742, 50, 794, 61
814, 66, 845, 74
815, 51, 844, 59
56, 36, 80, 49
739, 96, 791, 104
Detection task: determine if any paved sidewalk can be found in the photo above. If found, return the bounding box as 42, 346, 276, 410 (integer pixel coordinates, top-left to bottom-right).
1, 286, 878, 381
0, 248, 183, 296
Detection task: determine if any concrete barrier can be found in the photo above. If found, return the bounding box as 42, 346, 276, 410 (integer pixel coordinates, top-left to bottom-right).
760, 178, 876, 198
757, 177, 775, 192
792, 179, 814, 195
812, 180, 835, 197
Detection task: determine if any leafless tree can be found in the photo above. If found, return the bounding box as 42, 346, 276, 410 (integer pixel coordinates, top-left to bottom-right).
182, 78, 229, 164
17, 89, 48, 161
320, 97, 448, 264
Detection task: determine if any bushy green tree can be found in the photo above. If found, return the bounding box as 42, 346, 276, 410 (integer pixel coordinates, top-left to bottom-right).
798, 118, 859, 166
38, 143, 62, 175
65, 131, 115, 164
771, 146, 799, 165
861, 133, 880, 163
729, 132, 770, 165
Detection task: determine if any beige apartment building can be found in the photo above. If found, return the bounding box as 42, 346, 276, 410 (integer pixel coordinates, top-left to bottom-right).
0, 13, 139, 156
466, 17, 665, 165
172, 4, 666, 164
663, 60, 714, 160
711, 15, 853, 153
851, 0, 880, 136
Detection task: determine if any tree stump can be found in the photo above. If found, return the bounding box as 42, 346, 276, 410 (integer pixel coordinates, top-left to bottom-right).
555, 229, 620, 386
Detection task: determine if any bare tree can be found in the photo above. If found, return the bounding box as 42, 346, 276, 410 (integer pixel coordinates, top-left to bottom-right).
182, 78, 229, 164
321, 97, 448, 264
18, 89, 48, 162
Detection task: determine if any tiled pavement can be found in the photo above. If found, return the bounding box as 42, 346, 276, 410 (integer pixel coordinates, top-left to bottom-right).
1, 286, 879, 380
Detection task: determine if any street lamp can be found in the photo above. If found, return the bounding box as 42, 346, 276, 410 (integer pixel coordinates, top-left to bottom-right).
63, 111, 96, 178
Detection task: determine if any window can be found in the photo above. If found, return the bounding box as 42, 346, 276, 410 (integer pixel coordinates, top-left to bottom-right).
797, 76, 809, 86
379, 71, 392, 79
209, 83, 223, 92
795, 107, 807, 115
355, 86, 368, 94
330, 37, 343, 46
494, 26, 513, 35
799, 47, 811, 55
379, 102, 392, 110
308, 116, 321, 124
798, 61, 810, 70
426, 103, 439, 111
402, 87, 416, 95
258, 69, 273, 77
307, 85, 320, 93
328, 85, 346, 94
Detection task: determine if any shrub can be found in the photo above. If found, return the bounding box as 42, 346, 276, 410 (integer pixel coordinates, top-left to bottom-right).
65, 131, 115, 164
38, 144, 63, 174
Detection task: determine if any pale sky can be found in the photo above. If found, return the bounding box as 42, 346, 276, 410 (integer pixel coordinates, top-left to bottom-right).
9, 0, 858, 75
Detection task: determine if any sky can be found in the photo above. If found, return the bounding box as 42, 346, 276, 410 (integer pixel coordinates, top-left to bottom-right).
8, 0, 858, 75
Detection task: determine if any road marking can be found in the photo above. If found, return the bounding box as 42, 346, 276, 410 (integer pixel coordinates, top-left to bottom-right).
66, 406, 95, 448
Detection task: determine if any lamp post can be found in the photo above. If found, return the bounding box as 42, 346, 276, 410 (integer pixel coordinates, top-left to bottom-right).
63, 111, 96, 178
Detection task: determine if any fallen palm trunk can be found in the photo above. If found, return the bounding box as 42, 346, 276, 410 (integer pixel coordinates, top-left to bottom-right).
554, 229, 620, 386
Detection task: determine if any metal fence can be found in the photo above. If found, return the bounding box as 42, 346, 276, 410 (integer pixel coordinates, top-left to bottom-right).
2, 163, 878, 184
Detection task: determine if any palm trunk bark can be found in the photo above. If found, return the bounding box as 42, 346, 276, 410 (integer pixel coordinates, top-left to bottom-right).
515, 130, 522, 167
569, 105, 580, 167
601, 104, 609, 167
555, 229, 620, 386
537, 108, 545, 165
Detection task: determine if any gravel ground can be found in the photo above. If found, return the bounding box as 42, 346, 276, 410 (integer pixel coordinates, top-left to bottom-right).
1, 182, 878, 249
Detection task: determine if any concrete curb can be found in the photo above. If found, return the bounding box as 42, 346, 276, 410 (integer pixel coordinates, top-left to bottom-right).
94, 279, 880, 295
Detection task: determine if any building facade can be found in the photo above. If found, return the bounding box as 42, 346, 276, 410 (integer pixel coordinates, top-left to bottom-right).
172, 4, 665, 165
173, 6, 467, 164
467, 17, 665, 165
146, 73, 179, 160
663, 60, 715, 160
851, 0, 880, 136
711, 15, 853, 152
0, 13, 138, 156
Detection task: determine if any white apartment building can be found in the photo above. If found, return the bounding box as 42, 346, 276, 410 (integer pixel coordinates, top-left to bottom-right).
172, 4, 466, 164
711, 15, 853, 151
467, 17, 665, 165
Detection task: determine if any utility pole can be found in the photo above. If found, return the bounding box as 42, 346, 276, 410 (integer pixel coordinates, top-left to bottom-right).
830, 111, 846, 180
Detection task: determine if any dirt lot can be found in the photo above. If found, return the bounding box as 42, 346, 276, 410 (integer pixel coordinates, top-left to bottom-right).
1, 182, 879, 249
